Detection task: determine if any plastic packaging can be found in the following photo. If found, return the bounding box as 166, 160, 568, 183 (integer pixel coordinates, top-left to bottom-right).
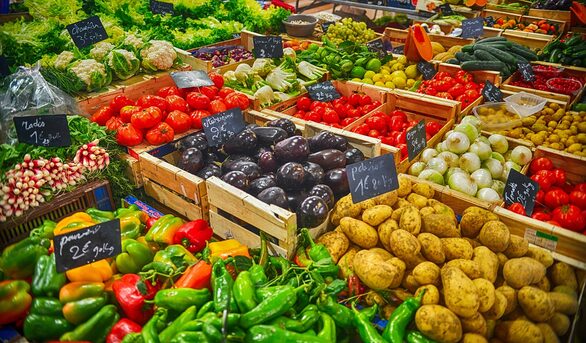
504, 92, 547, 118
546, 78, 583, 96
473, 102, 522, 132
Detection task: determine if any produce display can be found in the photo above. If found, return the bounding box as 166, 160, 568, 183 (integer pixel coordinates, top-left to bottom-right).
507, 65, 584, 97
191, 46, 253, 68
324, 18, 377, 45
430, 42, 464, 63
532, 0, 573, 10
352, 55, 422, 90
539, 33, 586, 67
416, 70, 483, 105
485, 16, 559, 35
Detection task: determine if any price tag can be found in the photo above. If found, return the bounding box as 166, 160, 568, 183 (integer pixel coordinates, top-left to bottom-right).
171, 70, 214, 89
524, 228, 558, 251
392, 45, 405, 54
150, 0, 174, 15
439, 4, 454, 16
53, 219, 122, 273
0, 56, 9, 77
253, 36, 283, 59
504, 169, 539, 216
367, 39, 387, 59
13, 115, 71, 147
66, 16, 108, 49
417, 61, 437, 80
307, 81, 341, 102
202, 107, 246, 147
461, 17, 484, 39
406, 120, 427, 161
482, 80, 503, 102
321, 21, 334, 32
518, 62, 536, 82
346, 154, 399, 203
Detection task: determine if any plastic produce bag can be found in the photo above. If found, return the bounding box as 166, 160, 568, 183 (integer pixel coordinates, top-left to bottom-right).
0, 64, 79, 144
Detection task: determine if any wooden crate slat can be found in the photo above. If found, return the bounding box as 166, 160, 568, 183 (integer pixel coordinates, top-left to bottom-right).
120, 153, 143, 188
144, 178, 207, 221
534, 147, 586, 185
501, 30, 553, 51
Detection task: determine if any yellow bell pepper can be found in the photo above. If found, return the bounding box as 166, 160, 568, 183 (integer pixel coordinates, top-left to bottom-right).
65, 259, 113, 282
209, 239, 250, 259
54, 213, 97, 235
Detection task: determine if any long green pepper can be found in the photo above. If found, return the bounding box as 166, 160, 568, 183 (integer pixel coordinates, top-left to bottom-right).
382, 290, 425, 343
233, 271, 257, 313
316, 294, 353, 329
211, 259, 236, 312
352, 304, 385, 343
317, 313, 336, 342
239, 285, 297, 329
159, 306, 197, 342
407, 330, 437, 343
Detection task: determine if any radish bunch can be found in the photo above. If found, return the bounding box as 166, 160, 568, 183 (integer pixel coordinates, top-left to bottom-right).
73, 139, 110, 172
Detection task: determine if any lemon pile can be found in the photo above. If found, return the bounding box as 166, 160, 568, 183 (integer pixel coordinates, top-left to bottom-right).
352, 55, 422, 90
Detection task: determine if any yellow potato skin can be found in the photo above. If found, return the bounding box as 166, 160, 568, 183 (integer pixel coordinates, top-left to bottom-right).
390, 229, 421, 259
415, 305, 463, 343
415, 284, 440, 305
496, 285, 517, 315
483, 290, 508, 321
412, 183, 435, 198
503, 234, 529, 258
537, 323, 560, 343
331, 194, 362, 225
473, 278, 496, 313
441, 265, 480, 318
399, 206, 422, 235
461, 333, 488, 343
339, 217, 378, 248
478, 220, 511, 253
547, 312, 570, 336
446, 259, 482, 279
503, 257, 546, 289
526, 246, 554, 268
460, 312, 487, 336
473, 246, 499, 283
412, 261, 440, 285
316, 231, 349, 263
460, 207, 499, 238
422, 214, 460, 238
362, 205, 393, 226
517, 286, 555, 322
441, 238, 473, 261
549, 262, 578, 291
377, 218, 398, 251
352, 250, 400, 290
418, 233, 445, 264
495, 320, 544, 343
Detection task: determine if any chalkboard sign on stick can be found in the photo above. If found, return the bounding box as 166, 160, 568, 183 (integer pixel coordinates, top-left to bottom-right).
307, 81, 341, 102
504, 169, 539, 216
346, 154, 399, 203
253, 36, 283, 58
461, 17, 484, 39
53, 219, 122, 273
367, 39, 387, 59
417, 61, 436, 80
171, 70, 214, 89
202, 108, 247, 147
482, 80, 503, 102
439, 4, 454, 16
14, 115, 71, 147
407, 120, 427, 161
518, 62, 536, 82
150, 0, 174, 15
66, 16, 108, 49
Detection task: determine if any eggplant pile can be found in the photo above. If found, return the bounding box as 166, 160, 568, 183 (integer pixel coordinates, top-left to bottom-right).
175, 118, 366, 228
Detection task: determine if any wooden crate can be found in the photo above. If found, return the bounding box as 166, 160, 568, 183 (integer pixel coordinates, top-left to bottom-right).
500, 89, 570, 110
501, 30, 553, 51
429, 34, 474, 50
482, 9, 524, 22
521, 15, 567, 34
528, 9, 572, 23
486, 3, 527, 15
383, 27, 408, 46
482, 27, 504, 38
187, 30, 260, 72
121, 153, 143, 188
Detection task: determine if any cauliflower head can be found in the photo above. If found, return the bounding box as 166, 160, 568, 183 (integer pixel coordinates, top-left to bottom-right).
107, 49, 140, 80
69, 59, 112, 92
140, 40, 178, 72
54, 51, 75, 70
123, 33, 144, 51
90, 42, 115, 62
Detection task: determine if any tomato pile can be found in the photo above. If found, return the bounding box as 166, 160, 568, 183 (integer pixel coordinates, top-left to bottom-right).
507, 157, 586, 233
293, 94, 381, 128
351, 109, 443, 159
509, 66, 584, 95
417, 70, 483, 107
90, 72, 250, 147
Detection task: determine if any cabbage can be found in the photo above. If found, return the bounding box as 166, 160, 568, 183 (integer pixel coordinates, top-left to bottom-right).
107, 49, 140, 80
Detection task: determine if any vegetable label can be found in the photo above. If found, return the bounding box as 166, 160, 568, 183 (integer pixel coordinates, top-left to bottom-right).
307, 81, 341, 102
438, 4, 454, 16
518, 62, 536, 82
392, 45, 405, 55
171, 70, 214, 88
417, 61, 436, 80
346, 154, 399, 203
202, 107, 246, 147
253, 36, 283, 59
524, 228, 558, 252
321, 21, 334, 32
406, 120, 427, 161
461, 17, 484, 39
0, 56, 9, 77
53, 219, 122, 273
66, 16, 108, 49
366, 39, 387, 59
150, 0, 174, 15
504, 169, 539, 216
13, 115, 71, 147
482, 80, 503, 102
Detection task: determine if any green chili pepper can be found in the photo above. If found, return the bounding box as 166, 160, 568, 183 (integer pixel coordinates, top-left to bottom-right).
245, 325, 328, 343
60, 305, 119, 343
171, 331, 209, 343
316, 294, 353, 329
382, 289, 425, 343
86, 208, 115, 223
361, 303, 379, 322
159, 306, 197, 342
227, 327, 246, 342
407, 330, 437, 343
203, 322, 222, 343
154, 288, 210, 312
301, 228, 331, 262
269, 256, 290, 273
121, 332, 144, 343
197, 301, 214, 318
211, 259, 236, 312
324, 279, 346, 297
233, 271, 257, 313
317, 313, 336, 342
142, 309, 167, 343
239, 285, 297, 329
352, 303, 385, 343
269, 305, 320, 332
248, 264, 268, 287
255, 285, 290, 302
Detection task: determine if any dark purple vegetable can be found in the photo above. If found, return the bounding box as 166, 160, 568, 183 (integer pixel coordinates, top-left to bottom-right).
274, 136, 309, 163
302, 161, 324, 188
308, 184, 335, 210
178, 148, 204, 174
222, 171, 249, 191
176, 133, 208, 152
196, 164, 222, 180
308, 131, 337, 152
257, 187, 288, 209
258, 151, 278, 173
253, 146, 272, 161
224, 161, 261, 181
331, 135, 348, 151
266, 118, 296, 137
287, 190, 308, 212
247, 123, 260, 130
223, 129, 257, 155
296, 196, 328, 228
222, 155, 255, 173
276, 162, 305, 191
248, 176, 277, 196
324, 168, 349, 198
204, 151, 222, 164
308, 149, 346, 171
252, 127, 288, 146
344, 148, 365, 165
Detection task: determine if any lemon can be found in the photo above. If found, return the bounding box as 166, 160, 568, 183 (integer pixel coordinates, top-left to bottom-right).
392, 77, 406, 89
386, 60, 397, 67
352, 78, 362, 82
406, 79, 416, 88
397, 55, 408, 65
405, 65, 418, 79
391, 70, 407, 80
350, 66, 367, 79
381, 66, 391, 72
375, 81, 385, 87
391, 63, 405, 72
362, 78, 374, 84
385, 81, 395, 89
363, 71, 376, 80
372, 74, 383, 82
380, 69, 390, 75
365, 58, 382, 72
383, 74, 394, 82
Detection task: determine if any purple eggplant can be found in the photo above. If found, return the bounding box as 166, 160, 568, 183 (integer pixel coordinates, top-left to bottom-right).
276, 162, 305, 191
296, 196, 328, 228
308, 149, 346, 171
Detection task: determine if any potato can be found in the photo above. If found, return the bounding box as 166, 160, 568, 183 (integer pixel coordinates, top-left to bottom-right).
496, 285, 517, 315
537, 323, 559, 343
390, 229, 421, 259
473, 279, 496, 312
525, 246, 554, 268
387, 257, 406, 288
496, 253, 508, 272
535, 276, 551, 292
483, 290, 508, 320
402, 273, 421, 294
418, 233, 445, 264
397, 175, 412, 197
503, 235, 528, 258
428, 199, 456, 220
399, 206, 422, 235
549, 262, 578, 290
331, 194, 362, 225
552, 285, 577, 297
413, 183, 435, 199
461, 333, 488, 343
503, 257, 546, 289
442, 265, 479, 318
441, 238, 473, 261
415, 284, 440, 305
402, 253, 428, 270
446, 259, 481, 279
517, 286, 555, 322
364, 291, 386, 307
407, 193, 428, 209
495, 320, 544, 343
394, 288, 415, 302
422, 214, 460, 238
415, 305, 463, 343
473, 247, 499, 283
377, 218, 398, 251
391, 206, 406, 221
478, 221, 510, 253
373, 190, 398, 207
340, 217, 378, 248
464, 237, 481, 249
316, 231, 349, 263
353, 250, 401, 290
362, 205, 393, 226
419, 206, 435, 216
382, 304, 396, 320
486, 319, 496, 339
460, 207, 499, 238
337, 247, 359, 279
460, 312, 487, 336
395, 198, 412, 209
548, 291, 578, 315
547, 312, 570, 336
359, 199, 377, 211
413, 261, 441, 285
503, 308, 528, 321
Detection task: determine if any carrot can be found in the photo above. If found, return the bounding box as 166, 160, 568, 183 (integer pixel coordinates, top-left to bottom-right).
174, 260, 212, 289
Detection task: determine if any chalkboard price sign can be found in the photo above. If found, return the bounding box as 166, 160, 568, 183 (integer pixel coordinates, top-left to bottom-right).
321, 21, 334, 32
150, 0, 174, 15
171, 70, 214, 89
392, 45, 405, 55
439, 4, 454, 15
66, 16, 108, 49
307, 81, 341, 102
518, 62, 536, 82
482, 80, 503, 102
253, 36, 283, 59
504, 169, 539, 216
0, 56, 9, 77
461, 17, 484, 39
13, 115, 71, 147
417, 61, 437, 80
346, 154, 399, 203
367, 39, 387, 59
53, 219, 122, 273
407, 120, 427, 161
202, 108, 247, 147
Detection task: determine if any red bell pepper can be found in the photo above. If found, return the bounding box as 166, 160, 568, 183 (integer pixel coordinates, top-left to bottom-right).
172, 220, 213, 253
174, 260, 212, 289
111, 274, 154, 325
106, 318, 142, 343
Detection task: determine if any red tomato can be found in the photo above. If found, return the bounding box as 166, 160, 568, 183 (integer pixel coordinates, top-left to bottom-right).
531, 211, 551, 221
436, 92, 453, 100
397, 143, 408, 160
529, 157, 554, 175
507, 202, 527, 216
137, 95, 168, 113
552, 204, 586, 231
456, 94, 473, 107
157, 86, 183, 98
381, 136, 395, 146
190, 110, 211, 129
536, 189, 545, 204
368, 129, 381, 138
570, 191, 586, 209
199, 86, 218, 99
447, 83, 465, 98
531, 173, 553, 192
166, 95, 188, 113
208, 72, 224, 89
186, 92, 211, 110
365, 116, 386, 131
426, 121, 442, 136
388, 115, 405, 132
116, 123, 144, 146
362, 103, 378, 113
353, 123, 370, 135
105, 116, 123, 131
110, 95, 134, 114
297, 96, 312, 111
435, 72, 450, 79
348, 94, 361, 107
90, 106, 113, 126
305, 111, 321, 122
340, 117, 355, 127
425, 87, 438, 96
323, 108, 340, 124
131, 107, 163, 129
551, 168, 566, 186
463, 83, 478, 91
372, 100, 382, 108
576, 183, 586, 193
455, 70, 473, 84
358, 94, 372, 106
119, 106, 141, 123
145, 122, 175, 146
209, 100, 227, 114
165, 110, 192, 133
224, 92, 250, 110
396, 131, 407, 144
464, 89, 479, 99
544, 189, 569, 209
218, 87, 235, 99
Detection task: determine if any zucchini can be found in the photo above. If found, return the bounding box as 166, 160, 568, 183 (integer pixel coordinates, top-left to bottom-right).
476, 37, 507, 44
461, 60, 505, 72
445, 58, 460, 65
455, 52, 475, 62
481, 41, 513, 48
474, 45, 516, 65
461, 45, 474, 53
473, 50, 500, 62
509, 45, 538, 61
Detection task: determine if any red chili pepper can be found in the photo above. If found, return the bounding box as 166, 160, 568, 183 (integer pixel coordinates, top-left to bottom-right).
112, 274, 154, 325
174, 260, 212, 289
106, 318, 142, 343
348, 275, 364, 297
172, 220, 213, 253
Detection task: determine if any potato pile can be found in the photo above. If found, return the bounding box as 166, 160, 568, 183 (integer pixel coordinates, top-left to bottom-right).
317, 175, 582, 343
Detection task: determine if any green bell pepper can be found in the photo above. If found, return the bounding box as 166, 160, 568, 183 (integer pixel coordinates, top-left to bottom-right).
145, 215, 184, 245
153, 244, 197, 270
239, 285, 297, 329
29, 220, 56, 240
116, 238, 154, 274
0, 235, 49, 279
86, 208, 115, 223
24, 297, 73, 341
60, 304, 120, 343
63, 293, 109, 325
116, 204, 148, 223
32, 254, 66, 297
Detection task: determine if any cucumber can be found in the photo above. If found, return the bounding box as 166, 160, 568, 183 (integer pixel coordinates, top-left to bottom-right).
481, 41, 513, 49
509, 45, 538, 61
508, 51, 528, 63
446, 58, 460, 65
476, 37, 507, 44
455, 52, 475, 62
473, 50, 500, 62
461, 60, 505, 72
461, 45, 474, 53
474, 45, 516, 65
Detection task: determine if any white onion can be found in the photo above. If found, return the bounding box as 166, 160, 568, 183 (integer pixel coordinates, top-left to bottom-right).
488, 134, 509, 154
476, 136, 490, 146
501, 161, 521, 181
477, 188, 501, 203
448, 172, 478, 196
491, 180, 505, 195
491, 152, 505, 163
419, 169, 445, 185
427, 157, 448, 175
460, 115, 481, 130
421, 148, 439, 163
438, 151, 459, 168
510, 146, 532, 166
482, 158, 504, 179
469, 141, 492, 161
408, 162, 426, 176
471, 169, 493, 189
455, 122, 479, 142
444, 167, 466, 185
446, 132, 470, 154
459, 152, 481, 173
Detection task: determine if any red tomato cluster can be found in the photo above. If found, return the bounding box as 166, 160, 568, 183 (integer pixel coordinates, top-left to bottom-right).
417, 70, 483, 108
351, 109, 443, 159
293, 94, 381, 128
508, 157, 586, 233
90, 72, 250, 147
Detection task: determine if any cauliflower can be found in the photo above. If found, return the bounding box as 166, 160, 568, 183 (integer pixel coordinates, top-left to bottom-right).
69, 59, 111, 92
107, 49, 140, 80
123, 34, 145, 51
140, 40, 178, 71
90, 42, 115, 62
54, 51, 75, 70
